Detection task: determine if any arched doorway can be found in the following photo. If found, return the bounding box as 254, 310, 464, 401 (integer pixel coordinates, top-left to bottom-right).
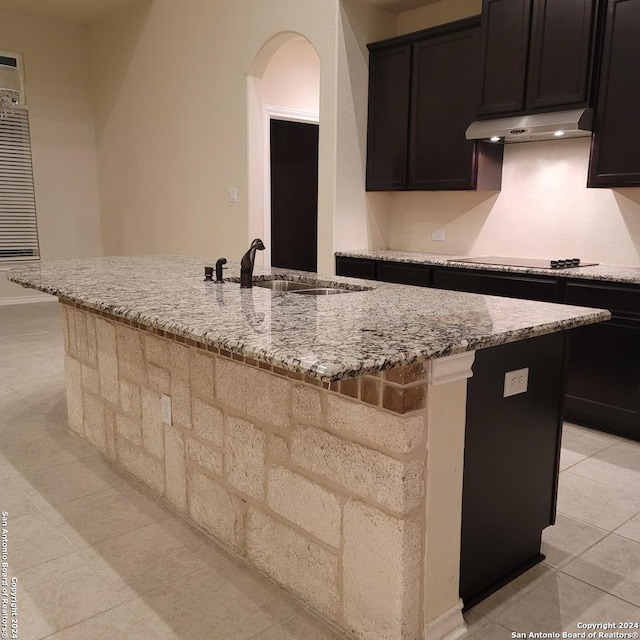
247, 34, 320, 271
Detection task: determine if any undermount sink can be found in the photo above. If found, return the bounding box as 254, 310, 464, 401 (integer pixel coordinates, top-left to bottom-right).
290, 288, 351, 295
253, 279, 364, 295
252, 280, 317, 291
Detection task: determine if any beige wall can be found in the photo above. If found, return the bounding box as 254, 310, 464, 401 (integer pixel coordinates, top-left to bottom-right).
334, 0, 396, 256
389, 139, 640, 264
250, 35, 320, 269
90, 0, 396, 274
397, 0, 481, 34
92, 0, 332, 266
0, 9, 102, 302
262, 37, 320, 115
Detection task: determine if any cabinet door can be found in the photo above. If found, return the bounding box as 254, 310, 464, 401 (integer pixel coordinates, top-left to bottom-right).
433, 269, 560, 302
377, 261, 432, 287
588, 0, 640, 187
408, 25, 482, 190
477, 0, 533, 116
526, 0, 597, 111
461, 331, 566, 607
564, 281, 640, 439
335, 257, 377, 280
365, 45, 412, 191
565, 320, 640, 440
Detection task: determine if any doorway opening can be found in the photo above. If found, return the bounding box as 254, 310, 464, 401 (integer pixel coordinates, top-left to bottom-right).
270, 118, 318, 272
248, 35, 320, 270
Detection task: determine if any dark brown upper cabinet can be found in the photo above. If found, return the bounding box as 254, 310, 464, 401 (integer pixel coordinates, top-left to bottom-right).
478, 0, 599, 118
478, 0, 532, 116
527, 0, 598, 110
588, 0, 640, 187
365, 45, 412, 191
366, 17, 503, 192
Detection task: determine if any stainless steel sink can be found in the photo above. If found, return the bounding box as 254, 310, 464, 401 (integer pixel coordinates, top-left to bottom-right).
253, 279, 361, 295
290, 288, 352, 296
253, 280, 317, 291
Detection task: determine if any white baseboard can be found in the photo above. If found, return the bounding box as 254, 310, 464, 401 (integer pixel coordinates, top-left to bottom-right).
425, 600, 467, 640
0, 293, 56, 307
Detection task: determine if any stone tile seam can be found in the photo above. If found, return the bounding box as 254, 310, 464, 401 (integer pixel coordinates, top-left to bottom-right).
267, 456, 426, 522
182, 388, 426, 462
95, 322, 418, 425
75, 388, 393, 542
191, 371, 427, 457
71, 332, 430, 517
80, 385, 424, 524
249, 501, 343, 558
265, 466, 345, 551
185, 431, 224, 456
74, 358, 427, 494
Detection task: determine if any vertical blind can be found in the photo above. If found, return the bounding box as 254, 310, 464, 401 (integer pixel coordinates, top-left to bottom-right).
0, 108, 39, 262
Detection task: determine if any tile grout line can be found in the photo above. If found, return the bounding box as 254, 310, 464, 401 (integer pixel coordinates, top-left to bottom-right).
244, 610, 308, 640
557, 556, 640, 610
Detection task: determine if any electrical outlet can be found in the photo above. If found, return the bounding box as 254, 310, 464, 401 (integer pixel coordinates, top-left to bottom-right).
228, 187, 238, 203
432, 230, 445, 242
161, 394, 172, 425
503, 368, 529, 398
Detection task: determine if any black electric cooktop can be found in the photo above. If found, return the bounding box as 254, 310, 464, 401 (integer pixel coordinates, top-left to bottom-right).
451, 256, 599, 270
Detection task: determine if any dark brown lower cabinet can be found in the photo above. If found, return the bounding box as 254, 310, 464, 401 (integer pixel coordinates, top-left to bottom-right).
432, 268, 561, 302
335, 255, 640, 441
461, 331, 567, 608
565, 319, 640, 439
564, 282, 640, 438
376, 261, 432, 287
334, 257, 377, 280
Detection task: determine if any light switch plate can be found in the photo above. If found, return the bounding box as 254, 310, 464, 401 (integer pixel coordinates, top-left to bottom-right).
432, 230, 446, 242
228, 187, 238, 203
504, 368, 529, 398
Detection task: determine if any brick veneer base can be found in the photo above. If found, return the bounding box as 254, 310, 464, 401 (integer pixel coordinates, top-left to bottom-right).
61, 302, 471, 640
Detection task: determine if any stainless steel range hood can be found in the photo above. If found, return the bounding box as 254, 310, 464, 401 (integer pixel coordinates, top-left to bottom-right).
465, 108, 593, 143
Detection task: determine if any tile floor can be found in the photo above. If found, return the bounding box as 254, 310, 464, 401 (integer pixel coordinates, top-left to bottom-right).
1, 301, 639, 639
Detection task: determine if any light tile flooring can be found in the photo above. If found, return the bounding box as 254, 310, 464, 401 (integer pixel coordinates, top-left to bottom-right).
1, 302, 640, 639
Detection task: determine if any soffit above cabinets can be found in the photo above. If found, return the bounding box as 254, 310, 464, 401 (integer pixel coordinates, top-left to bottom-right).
0, 0, 143, 25
349, 0, 443, 13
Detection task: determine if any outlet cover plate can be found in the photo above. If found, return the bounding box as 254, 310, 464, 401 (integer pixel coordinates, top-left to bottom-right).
161, 394, 172, 425
504, 368, 529, 398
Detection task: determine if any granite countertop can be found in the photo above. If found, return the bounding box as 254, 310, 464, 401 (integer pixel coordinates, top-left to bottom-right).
336, 249, 640, 286
6, 256, 610, 382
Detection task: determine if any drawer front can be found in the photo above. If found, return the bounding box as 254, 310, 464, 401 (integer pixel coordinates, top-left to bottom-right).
565, 282, 640, 319
433, 269, 560, 302
335, 257, 377, 280
565, 318, 640, 440
377, 261, 432, 287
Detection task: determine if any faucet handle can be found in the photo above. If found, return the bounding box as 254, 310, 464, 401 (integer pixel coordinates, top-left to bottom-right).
204, 266, 214, 282
215, 258, 228, 284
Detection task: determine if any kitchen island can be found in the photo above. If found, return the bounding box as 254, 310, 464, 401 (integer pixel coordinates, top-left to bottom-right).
7, 257, 610, 640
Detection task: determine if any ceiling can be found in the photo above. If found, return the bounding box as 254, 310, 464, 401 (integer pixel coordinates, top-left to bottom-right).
350, 0, 442, 13
0, 0, 445, 24
0, 0, 142, 25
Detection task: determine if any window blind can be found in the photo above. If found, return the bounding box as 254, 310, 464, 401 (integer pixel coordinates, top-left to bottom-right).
0, 109, 39, 262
